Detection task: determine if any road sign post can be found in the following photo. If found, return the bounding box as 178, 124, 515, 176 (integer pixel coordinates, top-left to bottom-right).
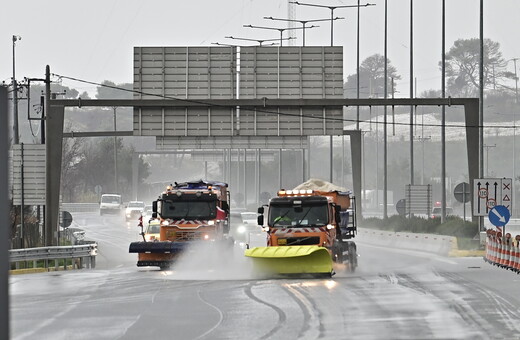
396, 198, 406, 216
488, 205, 511, 234
454, 182, 470, 222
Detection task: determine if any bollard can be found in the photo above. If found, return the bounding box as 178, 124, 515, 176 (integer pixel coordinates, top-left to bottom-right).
497, 232, 504, 266
515, 235, 520, 274
503, 233, 512, 268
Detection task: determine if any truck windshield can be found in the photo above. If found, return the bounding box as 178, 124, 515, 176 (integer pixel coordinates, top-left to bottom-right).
269, 203, 328, 227
161, 201, 216, 220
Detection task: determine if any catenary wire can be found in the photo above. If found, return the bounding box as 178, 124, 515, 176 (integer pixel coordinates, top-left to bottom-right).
52, 73, 517, 130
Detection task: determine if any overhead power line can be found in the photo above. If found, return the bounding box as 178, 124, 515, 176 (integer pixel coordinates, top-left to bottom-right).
52, 73, 515, 130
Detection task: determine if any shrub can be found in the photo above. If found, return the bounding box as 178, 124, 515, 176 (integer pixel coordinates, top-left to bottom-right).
359, 215, 478, 238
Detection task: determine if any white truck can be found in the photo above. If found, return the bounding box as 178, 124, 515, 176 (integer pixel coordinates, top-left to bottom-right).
99, 194, 123, 216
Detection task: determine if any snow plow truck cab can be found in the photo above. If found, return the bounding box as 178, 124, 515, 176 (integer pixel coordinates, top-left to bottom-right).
245, 188, 357, 277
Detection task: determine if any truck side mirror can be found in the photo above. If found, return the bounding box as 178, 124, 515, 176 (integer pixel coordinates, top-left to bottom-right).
258, 206, 264, 214
152, 201, 157, 213
257, 215, 264, 226
152, 212, 157, 218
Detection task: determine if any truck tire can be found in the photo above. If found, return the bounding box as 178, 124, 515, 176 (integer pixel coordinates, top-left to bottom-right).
333, 243, 343, 263
346, 241, 357, 273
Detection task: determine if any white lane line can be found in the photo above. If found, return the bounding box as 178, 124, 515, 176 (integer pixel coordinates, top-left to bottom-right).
15, 298, 84, 340
194, 289, 224, 340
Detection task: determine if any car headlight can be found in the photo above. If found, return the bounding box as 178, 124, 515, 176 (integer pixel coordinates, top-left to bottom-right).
237, 225, 246, 234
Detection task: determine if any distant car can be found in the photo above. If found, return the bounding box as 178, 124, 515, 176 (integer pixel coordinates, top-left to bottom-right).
125, 201, 146, 221
231, 211, 260, 243
431, 207, 453, 219
100, 194, 123, 216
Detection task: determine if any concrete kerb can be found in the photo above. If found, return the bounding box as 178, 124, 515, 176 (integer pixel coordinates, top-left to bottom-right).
10, 264, 78, 275
357, 228, 484, 257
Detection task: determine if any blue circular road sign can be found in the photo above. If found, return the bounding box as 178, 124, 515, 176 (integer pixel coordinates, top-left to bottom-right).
488, 205, 511, 227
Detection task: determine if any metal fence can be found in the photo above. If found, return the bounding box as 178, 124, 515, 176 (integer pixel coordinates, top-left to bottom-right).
61, 203, 99, 213
9, 243, 97, 270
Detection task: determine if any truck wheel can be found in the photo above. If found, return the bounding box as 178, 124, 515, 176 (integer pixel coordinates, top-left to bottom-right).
347, 241, 357, 272
160, 264, 171, 270
332, 243, 343, 263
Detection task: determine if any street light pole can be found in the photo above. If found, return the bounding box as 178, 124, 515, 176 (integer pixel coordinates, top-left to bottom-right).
383, 0, 388, 218
290, 1, 375, 46
441, 0, 447, 223
512, 58, 518, 217
12, 35, 21, 145
264, 16, 332, 46
243, 25, 304, 46
479, 0, 484, 231
291, 0, 375, 187
224, 36, 287, 46
512, 58, 519, 103
483, 144, 496, 177
409, 0, 414, 187
415, 136, 431, 184
113, 107, 118, 193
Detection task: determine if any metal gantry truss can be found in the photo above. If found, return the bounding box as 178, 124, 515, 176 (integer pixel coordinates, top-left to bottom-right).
46, 96, 480, 246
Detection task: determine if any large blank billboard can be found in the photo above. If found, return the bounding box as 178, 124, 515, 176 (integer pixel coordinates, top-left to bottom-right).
133, 46, 343, 147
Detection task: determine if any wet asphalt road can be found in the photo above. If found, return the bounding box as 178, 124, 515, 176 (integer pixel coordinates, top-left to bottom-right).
10, 213, 520, 339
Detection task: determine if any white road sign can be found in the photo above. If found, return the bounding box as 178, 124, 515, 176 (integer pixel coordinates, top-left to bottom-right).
473, 178, 512, 217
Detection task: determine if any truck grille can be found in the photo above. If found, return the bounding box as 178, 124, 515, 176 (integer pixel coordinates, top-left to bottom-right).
282, 237, 321, 246
174, 231, 204, 241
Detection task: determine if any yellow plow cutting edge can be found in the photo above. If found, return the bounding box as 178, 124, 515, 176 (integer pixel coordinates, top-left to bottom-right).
244, 245, 333, 275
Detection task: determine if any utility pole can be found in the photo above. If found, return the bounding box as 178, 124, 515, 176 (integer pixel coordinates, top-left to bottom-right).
483, 144, 496, 177
113, 107, 118, 193
0, 85, 10, 340
383, 0, 388, 218
12, 35, 21, 145
512, 58, 519, 103
441, 0, 447, 223
409, 0, 414, 186
479, 0, 484, 231
512, 57, 518, 217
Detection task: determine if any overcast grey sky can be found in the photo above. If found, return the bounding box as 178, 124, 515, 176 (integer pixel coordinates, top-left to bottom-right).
1, 0, 519, 97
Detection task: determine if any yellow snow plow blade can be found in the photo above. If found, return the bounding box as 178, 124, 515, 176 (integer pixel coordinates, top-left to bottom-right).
245, 245, 333, 276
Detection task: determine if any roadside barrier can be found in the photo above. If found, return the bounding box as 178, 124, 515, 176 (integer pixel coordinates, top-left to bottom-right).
10, 243, 97, 274
357, 229, 455, 256
484, 229, 520, 274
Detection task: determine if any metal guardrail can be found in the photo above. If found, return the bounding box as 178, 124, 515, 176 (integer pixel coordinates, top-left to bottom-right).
9, 244, 98, 270
61, 203, 100, 213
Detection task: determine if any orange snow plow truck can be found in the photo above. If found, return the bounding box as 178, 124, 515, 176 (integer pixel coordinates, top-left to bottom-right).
245, 189, 357, 277
129, 180, 231, 269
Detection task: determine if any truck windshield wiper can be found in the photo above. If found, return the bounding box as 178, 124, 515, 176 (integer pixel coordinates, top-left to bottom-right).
273, 209, 292, 226
293, 207, 312, 227
183, 206, 191, 220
